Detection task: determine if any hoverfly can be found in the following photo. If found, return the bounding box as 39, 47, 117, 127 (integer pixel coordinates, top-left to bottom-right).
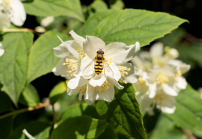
82, 49, 114, 77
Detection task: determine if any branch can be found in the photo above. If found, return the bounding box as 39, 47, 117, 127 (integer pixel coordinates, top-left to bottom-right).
181, 128, 197, 139
0, 102, 50, 120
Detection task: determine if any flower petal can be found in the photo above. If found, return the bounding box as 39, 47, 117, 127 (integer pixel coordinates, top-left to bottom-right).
157, 95, 176, 114
150, 42, 163, 57
109, 62, 121, 81
68, 76, 88, 89
148, 83, 157, 98
122, 42, 140, 63
176, 76, 187, 89
67, 88, 79, 95
162, 84, 178, 96
131, 56, 144, 69
107, 76, 123, 89
10, 0, 26, 26
69, 30, 85, 46
83, 36, 106, 59
104, 42, 129, 64
89, 74, 106, 87
98, 83, 115, 102
0, 43, 4, 57
0, 12, 10, 29
85, 84, 97, 104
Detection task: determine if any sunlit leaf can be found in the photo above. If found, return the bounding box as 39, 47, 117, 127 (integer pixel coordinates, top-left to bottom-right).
0, 32, 33, 106
96, 83, 147, 139
19, 84, 40, 107
86, 0, 108, 17
49, 81, 66, 105
23, 0, 84, 22
95, 9, 187, 46
150, 115, 185, 139
27, 31, 71, 84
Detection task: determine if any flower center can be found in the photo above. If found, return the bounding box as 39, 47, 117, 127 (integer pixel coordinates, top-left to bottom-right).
156, 73, 169, 86
119, 66, 131, 84
136, 77, 147, 88
175, 70, 182, 78
1, 0, 11, 13
153, 93, 167, 105
76, 85, 87, 94
93, 80, 110, 93
63, 58, 78, 77
77, 48, 85, 58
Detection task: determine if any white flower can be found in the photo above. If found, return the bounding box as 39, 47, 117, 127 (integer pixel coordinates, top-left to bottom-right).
137, 89, 176, 114
53, 30, 85, 79
40, 16, 54, 27
82, 36, 139, 87
67, 74, 123, 105
0, 43, 4, 57
0, 0, 26, 29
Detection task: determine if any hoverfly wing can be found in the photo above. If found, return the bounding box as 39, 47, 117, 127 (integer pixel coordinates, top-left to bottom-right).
82, 59, 95, 76
103, 61, 114, 78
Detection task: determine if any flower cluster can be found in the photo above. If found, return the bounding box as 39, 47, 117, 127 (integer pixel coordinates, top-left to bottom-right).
0, 43, 4, 57
0, 0, 26, 29
132, 42, 190, 114
53, 30, 140, 104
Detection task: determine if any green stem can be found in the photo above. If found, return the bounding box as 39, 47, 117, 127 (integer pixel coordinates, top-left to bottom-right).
0, 102, 50, 120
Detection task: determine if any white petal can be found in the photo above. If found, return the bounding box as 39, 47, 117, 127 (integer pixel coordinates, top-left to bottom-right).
109, 62, 121, 81
0, 43, 4, 57
0, 11, 10, 29
107, 76, 123, 89
176, 76, 187, 89
53, 41, 72, 58
83, 36, 106, 59
168, 60, 190, 74
104, 42, 128, 64
139, 95, 153, 114
98, 83, 115, 102
69, 30, 85, 45
89, 74, 106, 87
80, 55, 92, 71
150, 42, 163, 57
160, 106, 176, 114
131, 56, 144, 69
68, 76, 88, 89
52, 67, 56, 72
85, 84, 97, 103
10, 0, 26, 26
122, 42, 140, 63
162, 84, 178, 96
148, 83, 157, 98
81, 56, 95, 79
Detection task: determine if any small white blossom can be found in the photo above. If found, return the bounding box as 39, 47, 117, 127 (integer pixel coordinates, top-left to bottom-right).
132, 42, 190, 114
22, 129, 35, 139
40, 16, 54, 27
0, 0, 26, 29
0, 43, 4, 57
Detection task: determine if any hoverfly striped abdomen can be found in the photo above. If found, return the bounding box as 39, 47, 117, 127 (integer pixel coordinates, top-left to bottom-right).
94, 49, 104, 75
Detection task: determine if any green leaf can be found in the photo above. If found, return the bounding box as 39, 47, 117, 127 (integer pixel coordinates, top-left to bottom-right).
95, 83, 147, 139
150, 115, 185, 139
97, 125, 117, 139
0, 116, 12, 139
86, 0, 108, 17
81, 10, 117, 36
60, 103, 100, 122
109, 0, 124, 10
0, 32, 33, 106
19, 84, 40, 107
23, 0, 84, 22
95, 9, 187, 46
51, 116, 108, 139
0, 91, 12, 114
163, 85, 202, 134
27, 31, 71, 84
8, 121, 50, 139
49, 82, 66, 105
